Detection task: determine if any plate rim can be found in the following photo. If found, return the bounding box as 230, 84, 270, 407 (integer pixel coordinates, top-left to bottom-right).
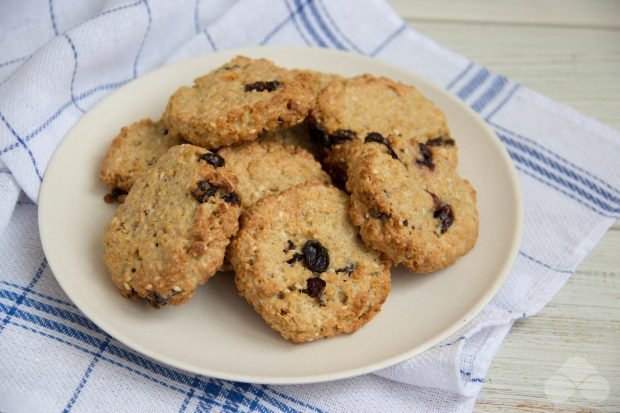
38, 45, 523, 384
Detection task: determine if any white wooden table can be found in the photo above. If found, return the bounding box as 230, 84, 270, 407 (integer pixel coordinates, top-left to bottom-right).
388, 1, 620, 411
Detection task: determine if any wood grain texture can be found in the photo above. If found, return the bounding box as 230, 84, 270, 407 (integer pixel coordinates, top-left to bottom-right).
406, 22, 620, 129
386, 0, 620, 411
389, 0, 620, 29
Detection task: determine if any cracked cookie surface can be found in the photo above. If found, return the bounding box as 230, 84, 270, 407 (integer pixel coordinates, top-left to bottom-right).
103, 144, 241, 307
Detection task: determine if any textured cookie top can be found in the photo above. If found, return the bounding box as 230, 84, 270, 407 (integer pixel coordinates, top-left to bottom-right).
312, 74, 450, 141
162, 56, 316, 149
217, 140, 330, 209
347, 141, 478, 273
99, 119, 180, 193
230, 182, 391, 343
258, 122, 320, 160
309, 74, 456, 184
293, 69, 341, 98
103, 144, 242, 307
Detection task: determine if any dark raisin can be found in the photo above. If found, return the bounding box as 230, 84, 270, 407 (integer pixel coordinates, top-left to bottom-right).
104, 187, 127, 203
191, 180, 217, 203
402, 219, 409, 227
302, 240, 330, 273
330, 129, 356, 145
335, 263, 357, 276
199, 152, 225, 168
286, 253, 304, 264
364, 132, 399, 160
426, 136, 455, 147
415, 143, 434, 170
308, 120, 331, 148
146, 292, 168, 308
244, 80, 282, 92
284, 240, 295, 252
427, 191, 440, 208
434, 204, 454, 234
127, 288, 139, 299
307, 119, 356, 148
427, 192, 454, 234
220, 191, 240, 205
302, 277, 326, 302
369, 209, 389, 220
163, 129, 169, 135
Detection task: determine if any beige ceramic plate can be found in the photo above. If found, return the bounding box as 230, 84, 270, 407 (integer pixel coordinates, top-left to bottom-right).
39, 46, 522, 384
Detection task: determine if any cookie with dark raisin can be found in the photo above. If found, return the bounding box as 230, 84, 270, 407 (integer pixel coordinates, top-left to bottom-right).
310, 74, 457, 182
162, 56, 316, 149
217, 140, 330, 209
347, 142, 478, 273
103, 144, 241, 307
230, 182, 391, 343
99, 118, 183, 196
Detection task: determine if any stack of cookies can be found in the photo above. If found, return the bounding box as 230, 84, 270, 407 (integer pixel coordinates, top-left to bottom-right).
100, 56, 478, 343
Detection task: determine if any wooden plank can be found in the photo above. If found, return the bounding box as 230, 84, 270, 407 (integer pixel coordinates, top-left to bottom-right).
407, 21, 620, 129
579, 227, 620, 273
387, 0, 620, 29
476, 231, 620, 412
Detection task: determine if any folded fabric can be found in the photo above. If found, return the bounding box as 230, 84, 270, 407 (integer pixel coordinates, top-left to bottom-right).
1, 0, 619, 412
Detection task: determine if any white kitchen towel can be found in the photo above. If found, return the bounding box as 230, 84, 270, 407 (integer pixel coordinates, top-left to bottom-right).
1, 0, 619, 412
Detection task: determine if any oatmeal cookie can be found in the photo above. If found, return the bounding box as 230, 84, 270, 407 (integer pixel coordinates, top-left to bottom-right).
217, 140, 330, 209
230, 182, 391, 343
99, 119, 182, 197
162, 56, 315, 149
347, 140, 478, 273
309, 74, 456, 184
103, 144, 242, 307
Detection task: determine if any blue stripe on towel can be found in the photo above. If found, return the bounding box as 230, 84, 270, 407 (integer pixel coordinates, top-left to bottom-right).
471, 76, 508, 113
293, 0, 329, 47
0, 293, 319, 412
0, 111, 43, 181
316, 0, 363, 53
457, 68, 489, 100
63, 337, 111, 412
63, 34, 85, 113
307, 0, 347, 50
370, 23, 407, 56
0, 259, 47, 334
446, 62, 474, 90
133, 0, 152, 78
48, 0, 59, 35
500, 133, 620, 215
492, 122, 620, 196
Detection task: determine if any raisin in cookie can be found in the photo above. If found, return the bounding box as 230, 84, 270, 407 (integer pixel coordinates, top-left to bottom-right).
103, 144, 242, 307
217, 140, 330, 209
99, 119, 182, 198
310, 74, 455, 184
230, 182, 391, 343
347, 141, 478, 273
162, 56, 315, 149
